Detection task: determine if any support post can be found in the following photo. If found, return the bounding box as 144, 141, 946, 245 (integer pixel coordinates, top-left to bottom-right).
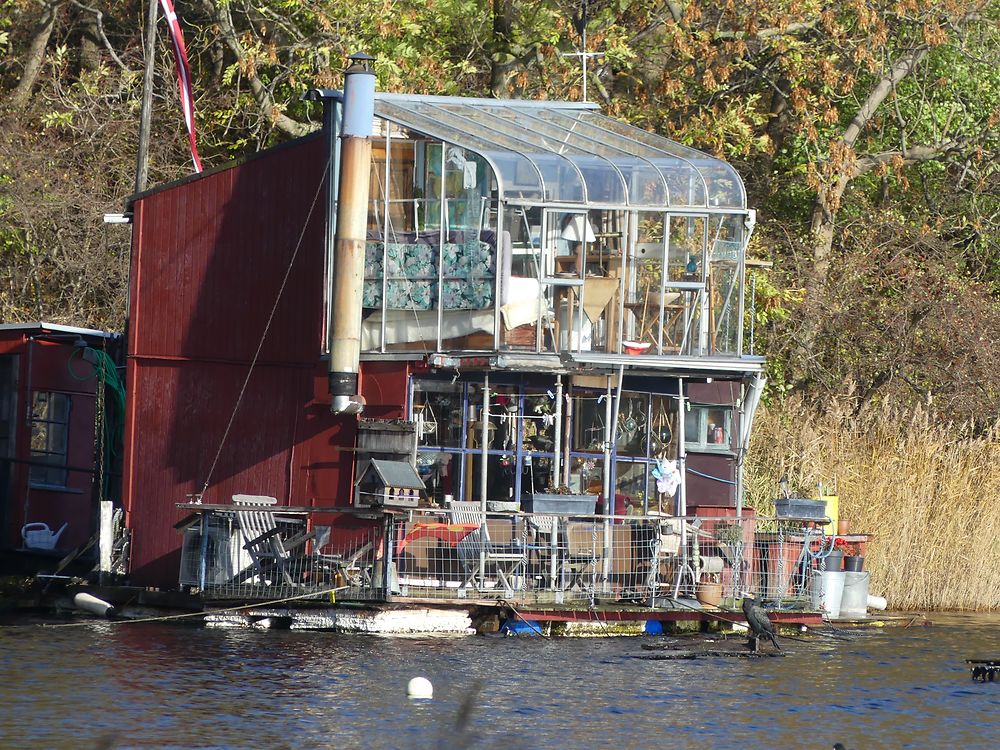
99, 500, 114, 584
479, 374, 489, 589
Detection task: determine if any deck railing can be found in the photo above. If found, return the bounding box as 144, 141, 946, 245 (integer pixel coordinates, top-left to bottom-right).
178, 505, 839, 610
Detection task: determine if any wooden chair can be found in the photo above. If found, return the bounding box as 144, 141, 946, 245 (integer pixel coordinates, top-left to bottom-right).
448, 501, 525, 594
231, 494, 314, 586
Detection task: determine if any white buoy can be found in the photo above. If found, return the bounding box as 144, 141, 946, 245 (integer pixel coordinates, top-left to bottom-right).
867, 594, 888, 611
73, 592, 117, 619
407, 676, 433, 699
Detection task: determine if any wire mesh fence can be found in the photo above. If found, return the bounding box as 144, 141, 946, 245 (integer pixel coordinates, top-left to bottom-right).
180, 506, 841, 608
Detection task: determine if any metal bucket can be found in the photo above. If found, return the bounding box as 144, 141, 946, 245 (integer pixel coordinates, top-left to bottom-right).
810, 570, 845, 618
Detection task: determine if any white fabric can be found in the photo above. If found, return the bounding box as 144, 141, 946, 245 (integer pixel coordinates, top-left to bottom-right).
500, 277, 548, 329
361, 309, 495, 348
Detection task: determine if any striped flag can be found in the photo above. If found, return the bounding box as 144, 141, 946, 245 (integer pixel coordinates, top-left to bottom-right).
158, 0, 202, 172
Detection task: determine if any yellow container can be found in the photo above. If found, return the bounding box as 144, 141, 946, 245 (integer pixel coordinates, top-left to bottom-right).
821, 495, 839, 535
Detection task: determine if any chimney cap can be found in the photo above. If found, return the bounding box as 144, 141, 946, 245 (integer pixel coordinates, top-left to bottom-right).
348, 52, 375, 69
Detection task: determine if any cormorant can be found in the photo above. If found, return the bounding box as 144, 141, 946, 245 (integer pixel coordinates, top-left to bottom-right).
741, 592, 781, 652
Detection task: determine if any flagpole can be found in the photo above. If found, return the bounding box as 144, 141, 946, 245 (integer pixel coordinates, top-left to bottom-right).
134, 0, 158, 194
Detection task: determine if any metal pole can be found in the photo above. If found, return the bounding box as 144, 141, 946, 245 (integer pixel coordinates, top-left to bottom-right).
677, 376, 687, 519
479, 374, 489, 588
673, 376, 688, 598
322, 92, 343, 353
552, 375, 563, 489
602, 365, 624, 587
134, 0, 158, 194
329, 53, 376, 415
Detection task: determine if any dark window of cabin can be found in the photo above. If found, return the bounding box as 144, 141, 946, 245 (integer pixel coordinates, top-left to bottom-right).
29, 391, 71, 487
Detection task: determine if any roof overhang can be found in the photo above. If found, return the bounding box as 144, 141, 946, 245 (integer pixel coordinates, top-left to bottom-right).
0, 322, 120, 340
424, 350, 764, 379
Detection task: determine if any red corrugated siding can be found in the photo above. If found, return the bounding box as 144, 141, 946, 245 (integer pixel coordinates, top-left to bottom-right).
122, 136, 379, 585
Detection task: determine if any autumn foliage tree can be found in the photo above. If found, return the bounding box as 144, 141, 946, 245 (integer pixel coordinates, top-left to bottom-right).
1, 0, 999, 424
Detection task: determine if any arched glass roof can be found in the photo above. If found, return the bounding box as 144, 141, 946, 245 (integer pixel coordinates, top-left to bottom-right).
373, 93, 747, 210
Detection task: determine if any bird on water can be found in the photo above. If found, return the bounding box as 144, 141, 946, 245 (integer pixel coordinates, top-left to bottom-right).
741, 592, 781, 652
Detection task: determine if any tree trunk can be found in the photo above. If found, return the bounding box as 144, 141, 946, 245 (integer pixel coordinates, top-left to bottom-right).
9, 1, 61, 110
77, 6, 101, 73
489, 0, 515, 97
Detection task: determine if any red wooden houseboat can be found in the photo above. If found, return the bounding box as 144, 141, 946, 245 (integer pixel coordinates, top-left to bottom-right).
122, 68, 771, 618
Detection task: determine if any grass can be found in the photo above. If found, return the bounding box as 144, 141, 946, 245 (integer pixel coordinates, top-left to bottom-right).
745, 400, 1000, 611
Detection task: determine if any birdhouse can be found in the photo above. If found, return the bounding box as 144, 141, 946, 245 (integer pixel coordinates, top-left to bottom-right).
354, 459, 425, 509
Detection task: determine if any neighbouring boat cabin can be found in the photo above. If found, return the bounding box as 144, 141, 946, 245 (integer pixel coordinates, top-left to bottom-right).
0, 323, 123, 572
122, 85, 764, 590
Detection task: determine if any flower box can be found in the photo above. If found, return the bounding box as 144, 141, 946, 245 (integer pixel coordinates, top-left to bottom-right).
522, 493, 598, 515
774, 497, 826, 520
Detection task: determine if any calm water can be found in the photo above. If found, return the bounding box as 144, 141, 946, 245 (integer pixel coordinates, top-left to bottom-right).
1, 613, 998, 749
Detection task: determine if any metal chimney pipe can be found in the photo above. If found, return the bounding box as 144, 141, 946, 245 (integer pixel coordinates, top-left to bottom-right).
329, 53, 375, 414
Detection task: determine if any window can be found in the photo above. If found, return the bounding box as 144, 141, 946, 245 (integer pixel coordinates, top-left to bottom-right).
684, 403, 732, 452
30, 391, 71, 487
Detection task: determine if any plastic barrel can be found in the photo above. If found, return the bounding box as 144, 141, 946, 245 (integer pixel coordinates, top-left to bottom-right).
840, 571, 870, 618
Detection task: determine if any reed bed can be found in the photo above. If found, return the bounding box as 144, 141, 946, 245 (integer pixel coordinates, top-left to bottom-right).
745, 400, 1000, 611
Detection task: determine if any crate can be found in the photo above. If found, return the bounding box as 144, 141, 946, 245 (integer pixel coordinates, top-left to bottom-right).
774, 497, 827, 520
523, 493, 598, 515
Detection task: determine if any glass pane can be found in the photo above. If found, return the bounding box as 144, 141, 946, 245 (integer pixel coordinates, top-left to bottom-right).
709, 214, 743, 355
30, 392, 49, 420
704, 407, 731, 447
522, 392, 556, 453
415, 451, 460, 504
48, 421, 67, 452
615, 393, 648, 456
650, 395, 678, 457
626, 213, 665, 352
667, 216, 706, 284
571, 393, 606, 452
521, 452, 554, 494
569, 455, 603, 495
485, 386, 519, 451
413, 381, 464, 448
684, 407, 702, 446
615, 461, 653, 513
403, 102, 581, 202
685, 405, 731, 448
52, 393, 70, 420
30, 423, 48, 452
378, 101, 544, 200
500, 205, 546, 352
383, 139, 417, 234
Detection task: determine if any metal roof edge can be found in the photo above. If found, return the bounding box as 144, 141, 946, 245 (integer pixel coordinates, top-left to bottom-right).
0, 321, 120, 339
559, 351, 765, 376
374, 92, 599, 110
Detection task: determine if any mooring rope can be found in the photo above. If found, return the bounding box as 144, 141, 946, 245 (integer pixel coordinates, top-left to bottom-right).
36, 585, 348, 629
497, 597, 549, 638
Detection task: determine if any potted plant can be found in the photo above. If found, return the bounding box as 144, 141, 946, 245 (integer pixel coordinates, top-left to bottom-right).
824, 537, 858, 572
839, 539, 864, 572
696, 573, 723, 607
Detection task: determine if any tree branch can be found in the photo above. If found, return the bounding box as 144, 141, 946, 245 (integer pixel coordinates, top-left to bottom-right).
199, 0, 313, 138
855, 135, 998, 174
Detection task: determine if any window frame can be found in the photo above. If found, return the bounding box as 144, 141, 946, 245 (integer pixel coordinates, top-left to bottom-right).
29, 391, 72, 488
684, 402, 733, 453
